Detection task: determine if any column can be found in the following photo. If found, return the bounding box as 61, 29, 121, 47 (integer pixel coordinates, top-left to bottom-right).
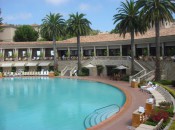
41, 48, 44, 59
81, 47, 83, 59
68, 47, 70, 59
120, 45, 122, 56
0, 49, 3, 61
28, 48, 31, 61
147, 44, 150, 56
2, 49, 5, 61
43, 48, 46, 59
14, 48, 18, 61
93, 46, 96, 56
107, 46, 109, 56
161, 43, 165, 57
134, 45, 136, 57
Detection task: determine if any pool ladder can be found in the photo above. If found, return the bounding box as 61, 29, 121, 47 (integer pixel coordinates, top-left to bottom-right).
83, 104, 120, 129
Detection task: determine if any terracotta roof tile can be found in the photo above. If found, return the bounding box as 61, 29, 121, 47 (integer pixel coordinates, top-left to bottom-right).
0, 27, 175, 45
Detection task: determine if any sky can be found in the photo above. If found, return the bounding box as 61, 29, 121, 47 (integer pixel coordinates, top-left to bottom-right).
0, 0, 124, 32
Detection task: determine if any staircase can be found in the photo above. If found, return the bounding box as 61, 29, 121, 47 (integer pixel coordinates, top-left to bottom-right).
84, 104, 120, 129
136, 61, 155, 72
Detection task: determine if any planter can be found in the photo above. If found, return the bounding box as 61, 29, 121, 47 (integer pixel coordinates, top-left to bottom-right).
0, 72, 3, 78
49, 72, 55, 77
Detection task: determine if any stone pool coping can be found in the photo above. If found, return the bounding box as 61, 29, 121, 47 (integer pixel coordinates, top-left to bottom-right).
59, 76, 149, 130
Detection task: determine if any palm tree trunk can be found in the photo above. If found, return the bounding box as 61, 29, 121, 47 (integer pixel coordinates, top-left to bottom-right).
77, 35, 81, 74
155, 20, 161, 81
131, 30, 135, 75
53, 36, 58, 71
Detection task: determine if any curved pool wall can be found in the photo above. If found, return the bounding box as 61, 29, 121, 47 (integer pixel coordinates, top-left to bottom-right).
0, 77, 126, 130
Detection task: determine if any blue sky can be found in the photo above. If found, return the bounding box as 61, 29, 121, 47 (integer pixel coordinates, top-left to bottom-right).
1, 0, 123, 32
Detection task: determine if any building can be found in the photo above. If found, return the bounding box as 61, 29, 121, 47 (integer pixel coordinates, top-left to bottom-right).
0, 24, 40, 42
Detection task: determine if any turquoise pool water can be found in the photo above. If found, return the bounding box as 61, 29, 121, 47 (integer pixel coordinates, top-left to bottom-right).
0, 77, 126, 130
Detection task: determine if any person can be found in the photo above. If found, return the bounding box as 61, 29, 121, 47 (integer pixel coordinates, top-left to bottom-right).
62, 55, 65, 60
73, 70, 77, 76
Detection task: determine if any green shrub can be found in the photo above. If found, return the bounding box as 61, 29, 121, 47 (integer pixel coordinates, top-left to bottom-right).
96, 65, 104, 76
37, 66, 41, 72
81, 67, 89, 76
165, 107, 174, 117
138, 80, 146, 88
0, 67, 3, 72
11, 67, 16, 72
158, 80, 172, 85
121, 75, 129, 81
169, 120, 175, 130
24, 66, 29, 72
156, 83, 175, 98
77, 71, 87, 76
54, 70, 60, 76
172, 80, 175, 87
144, 120, 157, 126
159, 101, 172, 108
49, 66, 54, 72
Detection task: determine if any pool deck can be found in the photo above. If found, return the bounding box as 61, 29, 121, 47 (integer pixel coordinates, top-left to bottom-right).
61, 76, 149, 130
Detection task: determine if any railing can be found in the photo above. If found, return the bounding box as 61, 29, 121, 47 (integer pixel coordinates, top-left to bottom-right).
81, 57, 94, 67
129, 69, 147, 83
129, 58, 147, 83
70, 66, 77, 76
138, 70, 155, 82
84, 104, 120, 129
93, 56, 129, 60
60, 66, 68, 76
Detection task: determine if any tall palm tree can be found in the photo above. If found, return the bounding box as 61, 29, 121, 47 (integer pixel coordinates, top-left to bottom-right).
67, 12, 91, 74
136, 0, 175, 81
41, 13, 65, 71
113, 0, 146, 75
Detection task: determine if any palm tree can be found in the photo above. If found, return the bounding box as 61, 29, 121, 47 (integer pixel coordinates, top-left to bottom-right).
41, 13, 65, 71
67, 12, 91, 74
113, 0, 146, 75
136, 0, 175, 81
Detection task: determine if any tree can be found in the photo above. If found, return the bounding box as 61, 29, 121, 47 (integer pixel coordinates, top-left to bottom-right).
136, 0, 175, 81
41, 13, 65, 71
0, 9, 3, 32
113, 0, 146, 75
67, 12, 91, 74
13, 25, 38, 42
110, 29, 119, 34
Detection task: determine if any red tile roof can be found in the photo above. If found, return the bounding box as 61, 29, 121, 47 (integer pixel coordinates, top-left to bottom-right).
0, 27, 175, 45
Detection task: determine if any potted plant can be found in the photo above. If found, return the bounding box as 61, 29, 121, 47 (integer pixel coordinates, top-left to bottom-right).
97, 65, 104, 76
12, 52, 18, 60
27, 52, 31, 58
40, 52, 44, 60
159, 101, 171, 109
0, 52, 3, 61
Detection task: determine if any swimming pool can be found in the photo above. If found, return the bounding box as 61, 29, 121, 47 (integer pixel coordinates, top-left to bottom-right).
0, 77, 126, 130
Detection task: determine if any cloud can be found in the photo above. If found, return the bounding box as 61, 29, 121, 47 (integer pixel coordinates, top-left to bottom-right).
79, 3, 102, 12
4, 13, 32, 21
79, 3, 90, 11
45, 0, 69, 5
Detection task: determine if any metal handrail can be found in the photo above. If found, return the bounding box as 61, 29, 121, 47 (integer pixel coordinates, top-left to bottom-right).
81, 57, 94, 67
70, 66, 77, 76
138, 70, 155, 82
60, 66, 68, 76
83, 104, 120, 129
129, 58, 146, 83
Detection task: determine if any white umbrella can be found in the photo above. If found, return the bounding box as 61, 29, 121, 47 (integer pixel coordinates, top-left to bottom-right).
115, 65, 128, 70
85, 64, 96, 68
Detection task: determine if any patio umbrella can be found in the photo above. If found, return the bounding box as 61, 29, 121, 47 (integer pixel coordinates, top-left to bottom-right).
114, 65, 128, 70
85, 64, 96, 68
